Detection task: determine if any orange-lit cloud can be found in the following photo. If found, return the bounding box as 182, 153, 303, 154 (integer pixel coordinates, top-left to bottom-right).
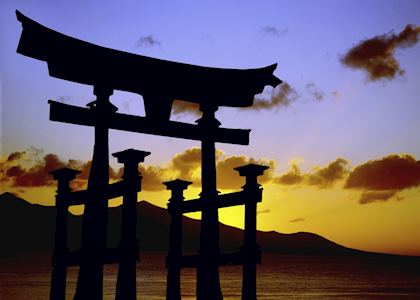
274, 158, 349, 188
341, 24, 420, 81
1, 147, 273, 193
3, 149, 419, 206
216, 155, 275, 190
1, 149, 122, 190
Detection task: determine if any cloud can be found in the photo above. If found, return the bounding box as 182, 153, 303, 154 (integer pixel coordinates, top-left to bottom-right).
139, 165, 168, 191
1, 149, 122, 189
345, 154, 420, 204
257, 209, 271, 215
243, 82, 298, 111
171, 83, 298, 116
341, 24, 420, 81
274, 158, 349, 188
345, 154, 420, 191
170, 147, 203, 179
305, 83, 324, 101
1, 147, 274, 193
216, 155, 275, 190
275, 164, 303, 185
7, 151, 25, 162
261, 26, 288, 36
331, 91, 340, 98
358, 190, 398, 205
290, 217, 305, 223
136, 35, 161, 48
171, 100, 201, 117
307, 158, 349, 188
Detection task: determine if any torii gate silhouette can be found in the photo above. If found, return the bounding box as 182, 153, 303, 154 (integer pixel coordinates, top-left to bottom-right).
16, 10, 281, 300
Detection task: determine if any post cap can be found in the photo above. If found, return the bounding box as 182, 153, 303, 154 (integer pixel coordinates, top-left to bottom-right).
112, 148, 151, 164
234, 163, 269, 177
163, 179, 193, 190
49, 167, 80, 180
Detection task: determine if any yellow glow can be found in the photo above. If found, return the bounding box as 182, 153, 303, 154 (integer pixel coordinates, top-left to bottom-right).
5, 179, 420, 256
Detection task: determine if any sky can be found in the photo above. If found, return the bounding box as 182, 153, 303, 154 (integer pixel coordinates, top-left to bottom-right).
1, 0, 420, 256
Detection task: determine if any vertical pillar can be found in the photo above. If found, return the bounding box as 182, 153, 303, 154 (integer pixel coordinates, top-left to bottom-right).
235, 164, 269, 300
164, 179, 192, 300
113, 149, 151, 300
196, 103, 223, 300
74, 86, 117, 300
49, 168, 80, 300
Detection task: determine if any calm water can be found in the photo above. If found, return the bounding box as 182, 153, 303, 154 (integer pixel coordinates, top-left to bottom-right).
1, 252, 419, 299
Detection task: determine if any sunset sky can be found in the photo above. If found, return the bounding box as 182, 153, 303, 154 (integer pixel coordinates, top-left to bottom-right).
1, 0, 420, 256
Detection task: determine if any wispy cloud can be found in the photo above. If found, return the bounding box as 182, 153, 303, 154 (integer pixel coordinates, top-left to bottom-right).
289, 217, 305, 223
243, 82, 299, 111
261, 26, 288, 37
136, 35, 161, 48
257, 209, 271, 215
305, 83, 324, 101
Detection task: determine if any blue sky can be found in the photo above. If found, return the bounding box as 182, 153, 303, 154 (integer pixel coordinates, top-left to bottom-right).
1, 0, 419, 169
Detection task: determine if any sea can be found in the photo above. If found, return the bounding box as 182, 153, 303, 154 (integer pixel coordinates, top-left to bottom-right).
1, 252, 420, 299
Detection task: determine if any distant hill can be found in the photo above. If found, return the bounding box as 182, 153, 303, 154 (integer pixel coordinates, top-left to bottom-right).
0, 192, 360, 255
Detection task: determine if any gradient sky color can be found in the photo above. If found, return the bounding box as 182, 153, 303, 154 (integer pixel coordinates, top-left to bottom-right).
1, 0, 420, 256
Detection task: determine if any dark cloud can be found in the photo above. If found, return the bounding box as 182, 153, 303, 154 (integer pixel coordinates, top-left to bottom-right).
290, 217, 305, 223
345, 154, 420, 191
2, 150, 121, 189
358, 190, 398, 205
345, 154, 420, 204
341, 24, 420, 81
7, 151, 25, 162
274, 158, 349, 188
136, 35, 161, 48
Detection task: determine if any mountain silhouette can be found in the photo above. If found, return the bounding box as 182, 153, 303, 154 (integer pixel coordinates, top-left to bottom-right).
0, 192, 360, 255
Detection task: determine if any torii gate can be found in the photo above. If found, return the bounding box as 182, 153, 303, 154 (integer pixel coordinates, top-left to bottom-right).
16, 10, 281, 300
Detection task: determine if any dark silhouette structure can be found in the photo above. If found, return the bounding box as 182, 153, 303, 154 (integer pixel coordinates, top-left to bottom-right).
16, 10, 280, 300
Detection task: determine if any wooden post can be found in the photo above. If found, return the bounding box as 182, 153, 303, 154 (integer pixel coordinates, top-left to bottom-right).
235, 164, 269, 300
74, 86, 117, 300
113, 149, 151, 300
196, 103, 223, 300
165, 179, 192, 300
49, 168, 80, 300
